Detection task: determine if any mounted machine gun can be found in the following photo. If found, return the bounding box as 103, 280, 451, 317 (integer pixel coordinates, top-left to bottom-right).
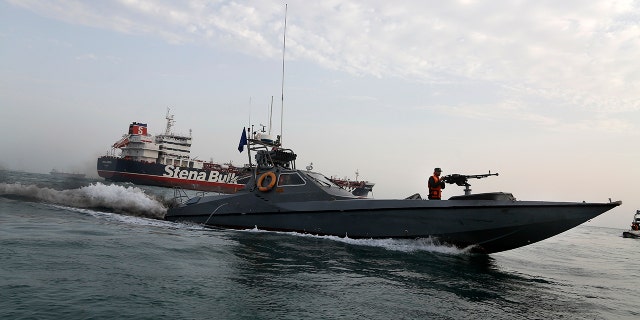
441, 172, 499, 196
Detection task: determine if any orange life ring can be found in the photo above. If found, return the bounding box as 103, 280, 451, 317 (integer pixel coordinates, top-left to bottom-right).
257, 172, 277, 192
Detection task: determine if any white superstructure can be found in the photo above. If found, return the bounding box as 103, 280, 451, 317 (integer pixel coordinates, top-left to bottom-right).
112, 110, 207, 169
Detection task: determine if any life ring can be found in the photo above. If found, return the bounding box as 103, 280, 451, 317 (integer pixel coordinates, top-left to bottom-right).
257, 172, 277, 192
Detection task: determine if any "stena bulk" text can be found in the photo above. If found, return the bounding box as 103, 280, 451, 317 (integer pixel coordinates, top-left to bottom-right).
163, 165, 239, 184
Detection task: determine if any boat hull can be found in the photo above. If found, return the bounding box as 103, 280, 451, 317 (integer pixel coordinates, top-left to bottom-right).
97, 156, 246, 193
623, 230, 640, 238
165, 196, 620, 253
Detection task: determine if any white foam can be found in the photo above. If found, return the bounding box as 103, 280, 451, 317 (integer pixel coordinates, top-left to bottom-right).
50, 204, 172, 227
0, 182, 167, 218
242, 227, 471, 255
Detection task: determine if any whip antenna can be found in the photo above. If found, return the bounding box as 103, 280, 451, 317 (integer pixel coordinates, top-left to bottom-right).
269, 96, 273, 135
280, 4, 287, 145
248, 96, 252, 129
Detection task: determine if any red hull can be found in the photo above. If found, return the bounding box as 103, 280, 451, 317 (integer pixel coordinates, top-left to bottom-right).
97, 156, 247, 193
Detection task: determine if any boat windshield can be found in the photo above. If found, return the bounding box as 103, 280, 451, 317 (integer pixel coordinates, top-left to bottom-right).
303, 171, 339, 188
278, 172, 305, 186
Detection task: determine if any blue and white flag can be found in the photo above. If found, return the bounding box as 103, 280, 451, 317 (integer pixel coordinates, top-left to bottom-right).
238, 128, 247, 152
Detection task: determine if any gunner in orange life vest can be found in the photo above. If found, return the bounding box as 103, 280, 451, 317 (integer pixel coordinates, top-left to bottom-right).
428, 167, 446, 200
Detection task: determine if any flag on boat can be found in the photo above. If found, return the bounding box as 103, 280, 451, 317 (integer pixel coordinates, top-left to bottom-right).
238, 128, 247, 152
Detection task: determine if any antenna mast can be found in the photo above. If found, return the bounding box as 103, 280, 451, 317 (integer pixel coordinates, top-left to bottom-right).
269, 96, 274, 135
165, 107, 174, 135
247, 97, 252, 167
280, 4, 287, 145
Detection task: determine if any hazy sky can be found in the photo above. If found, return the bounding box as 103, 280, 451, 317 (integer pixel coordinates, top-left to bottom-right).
1, 1, 638, 228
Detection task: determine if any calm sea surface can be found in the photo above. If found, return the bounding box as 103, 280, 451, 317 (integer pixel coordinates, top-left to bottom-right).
1, 170, 639, 319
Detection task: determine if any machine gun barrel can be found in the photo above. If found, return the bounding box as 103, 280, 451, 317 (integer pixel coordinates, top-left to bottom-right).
461, 172, 499, 180
440, 171, 498, 196
441, 172, 499, 187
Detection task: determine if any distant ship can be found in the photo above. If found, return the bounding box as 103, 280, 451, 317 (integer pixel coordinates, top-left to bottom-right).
97, 110, 375, 197
305, 163, 375, 197
50, 169, 85, 179
97, 110, 250, 193
622, 210, 640, 239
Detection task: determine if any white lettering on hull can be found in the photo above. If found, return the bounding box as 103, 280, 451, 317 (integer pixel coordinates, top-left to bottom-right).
162, 165, 239, 184
164, 165, 174, 177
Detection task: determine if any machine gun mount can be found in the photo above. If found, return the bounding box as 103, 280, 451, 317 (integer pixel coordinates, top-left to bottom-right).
441, 172, 499, 196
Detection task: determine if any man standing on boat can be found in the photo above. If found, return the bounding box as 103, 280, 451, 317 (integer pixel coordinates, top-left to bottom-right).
428, 167, 446, 200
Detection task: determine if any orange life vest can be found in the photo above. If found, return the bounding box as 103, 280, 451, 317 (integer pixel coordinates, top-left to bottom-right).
429, 175, 442, 200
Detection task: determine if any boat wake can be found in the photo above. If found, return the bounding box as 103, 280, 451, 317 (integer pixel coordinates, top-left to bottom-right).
54, 204, 177, 228
243, 227, 473, 255
0, 182, 167, 219
340, 237, 474, 254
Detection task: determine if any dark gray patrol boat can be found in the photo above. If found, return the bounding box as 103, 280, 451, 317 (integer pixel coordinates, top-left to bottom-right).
165, 131, 621, 254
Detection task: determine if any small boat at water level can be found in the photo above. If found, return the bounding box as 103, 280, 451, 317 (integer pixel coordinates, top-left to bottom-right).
165, 129, 621, 254
622, 210, 640, 239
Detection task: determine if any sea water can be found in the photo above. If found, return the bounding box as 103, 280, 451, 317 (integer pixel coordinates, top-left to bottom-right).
1, 171, 639, 319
